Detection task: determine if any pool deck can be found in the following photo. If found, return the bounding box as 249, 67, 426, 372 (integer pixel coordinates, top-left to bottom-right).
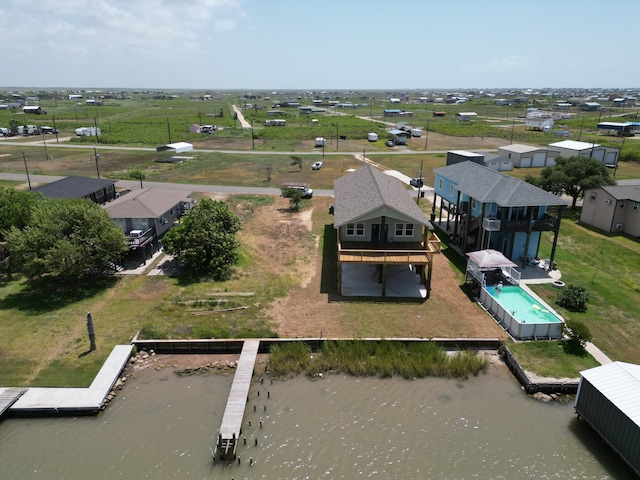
5, 345, 133, 416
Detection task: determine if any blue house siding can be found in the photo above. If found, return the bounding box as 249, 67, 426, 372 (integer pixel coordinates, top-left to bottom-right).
433, 161, 567, 267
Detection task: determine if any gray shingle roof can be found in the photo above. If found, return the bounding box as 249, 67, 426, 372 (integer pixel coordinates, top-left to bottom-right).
103, 188, 191, 218
333, 165, 432, 228
435, 161, 568, 207
601, 181, 640, 202
31, 176, 115, 200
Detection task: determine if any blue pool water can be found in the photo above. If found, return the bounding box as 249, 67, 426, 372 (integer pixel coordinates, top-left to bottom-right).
487, 285, 563, 324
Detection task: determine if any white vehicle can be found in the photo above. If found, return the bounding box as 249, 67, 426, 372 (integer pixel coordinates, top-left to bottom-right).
75, 127, 101, 136
0, 127, 9, 136
312, 161, 323, 170
282, 182, 313, 199
314, 137, 325, 147
18, 125, 38, 135
368, 132, 378, 142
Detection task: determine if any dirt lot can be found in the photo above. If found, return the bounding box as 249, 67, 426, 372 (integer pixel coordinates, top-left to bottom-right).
233, 194, 507, 340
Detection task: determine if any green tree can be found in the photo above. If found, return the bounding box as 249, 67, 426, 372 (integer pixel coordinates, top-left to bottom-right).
6, 199, 128, 281
525, 156, 615, 209
280, 186, 303, 211
162, 199, 242, 279
290, 155, 303, 171
8, 119, 19, 134
0, 187, 38, 240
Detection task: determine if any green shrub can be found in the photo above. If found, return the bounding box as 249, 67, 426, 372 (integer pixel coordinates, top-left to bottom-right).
563, 319, 593, 356
557, 285, 590, 312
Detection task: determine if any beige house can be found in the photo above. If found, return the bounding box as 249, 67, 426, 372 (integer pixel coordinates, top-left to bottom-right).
580, 180, 640, 236
333, 165, 440, 298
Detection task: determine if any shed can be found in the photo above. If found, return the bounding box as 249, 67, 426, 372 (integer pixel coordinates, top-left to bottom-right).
548, 140, 618, 167
387, 129, 410, 145
457, 112, 477, 121
597, 122, 635, 137
156, 142, 193, 154
498, 144, 558, 168
446, 150, 484, 166
31, 176, 117, 204
574, 362, 640, 477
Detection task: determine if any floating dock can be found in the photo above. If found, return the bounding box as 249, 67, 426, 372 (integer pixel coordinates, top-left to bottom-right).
214, 340, 260, 461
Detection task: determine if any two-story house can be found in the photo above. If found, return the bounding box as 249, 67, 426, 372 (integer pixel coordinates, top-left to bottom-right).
580, 180, 640, 236
432, 161, 567, 269
103, 187, 193, 262
333, 165, 440, 298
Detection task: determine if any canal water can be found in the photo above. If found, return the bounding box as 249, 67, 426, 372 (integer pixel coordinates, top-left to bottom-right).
0, 360, 631, 479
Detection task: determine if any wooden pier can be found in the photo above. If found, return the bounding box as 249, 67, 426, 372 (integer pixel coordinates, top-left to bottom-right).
0, 388, 26, 419
214, 340, 260, 461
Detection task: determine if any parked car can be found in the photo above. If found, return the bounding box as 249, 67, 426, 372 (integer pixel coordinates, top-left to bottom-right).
410, 178, 424, 188
312, 161, 323, 170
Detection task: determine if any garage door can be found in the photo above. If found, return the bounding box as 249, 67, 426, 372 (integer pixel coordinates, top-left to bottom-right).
519, 156, 532, 168
532, 152, 546, 167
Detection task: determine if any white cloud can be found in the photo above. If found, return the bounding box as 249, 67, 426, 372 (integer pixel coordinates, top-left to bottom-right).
2, 0, 244, 59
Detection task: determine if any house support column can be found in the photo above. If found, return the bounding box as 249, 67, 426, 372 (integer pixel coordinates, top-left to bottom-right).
381, 264, 387, 297
522, 210, 534, 269
337, 262, 342, 295
425, 256, 433, 299
549, 206, 564, 265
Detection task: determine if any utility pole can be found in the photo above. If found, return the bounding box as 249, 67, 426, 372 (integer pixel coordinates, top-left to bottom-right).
42, 131, 49, 160
94, 147, 100, 178
167, 118, 172, 144
417, 159, 423, 205
86, 313, 96, 351
251, 120, 255, 149
22, 152, 32, 190
424, 118, 430, 150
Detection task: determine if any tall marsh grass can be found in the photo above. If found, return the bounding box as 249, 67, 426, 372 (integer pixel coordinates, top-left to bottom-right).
267, 340, 489, 380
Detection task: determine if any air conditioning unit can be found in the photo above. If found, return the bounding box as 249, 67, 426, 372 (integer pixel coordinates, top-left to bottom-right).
615, 223, 623, 229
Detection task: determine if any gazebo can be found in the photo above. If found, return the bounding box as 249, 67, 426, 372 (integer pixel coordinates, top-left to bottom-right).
466, 249, 519, 287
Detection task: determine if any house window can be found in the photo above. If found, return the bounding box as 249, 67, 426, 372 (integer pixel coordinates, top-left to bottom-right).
619, 200, 626, 210
438, 178, 443, 190
395, 223, 414, 237
449, 185, 455, 196
633, 202, 639, 212
590, 191, 597, 199
471, 199, 477, 210
346, 223, 365, 236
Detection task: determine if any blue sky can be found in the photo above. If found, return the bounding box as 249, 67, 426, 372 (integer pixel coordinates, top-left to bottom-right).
2, 0, 638, 90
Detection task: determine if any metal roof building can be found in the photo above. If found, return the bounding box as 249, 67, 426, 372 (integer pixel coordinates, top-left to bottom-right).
574, 362, 640, 477
156, 142, 193, 154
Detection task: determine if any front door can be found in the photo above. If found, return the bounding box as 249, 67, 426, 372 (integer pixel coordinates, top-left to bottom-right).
371, 224, 388, 243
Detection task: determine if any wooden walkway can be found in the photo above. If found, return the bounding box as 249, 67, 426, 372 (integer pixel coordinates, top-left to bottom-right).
0, 388, 26, 419
214, 340, 260, 460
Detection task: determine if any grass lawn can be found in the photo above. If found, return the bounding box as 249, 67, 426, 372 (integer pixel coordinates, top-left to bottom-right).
506, 341, 600, 379
531, 209, 640, 364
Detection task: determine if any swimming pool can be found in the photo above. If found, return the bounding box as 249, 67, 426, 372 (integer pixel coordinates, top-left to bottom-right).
480, 285, 565, 340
